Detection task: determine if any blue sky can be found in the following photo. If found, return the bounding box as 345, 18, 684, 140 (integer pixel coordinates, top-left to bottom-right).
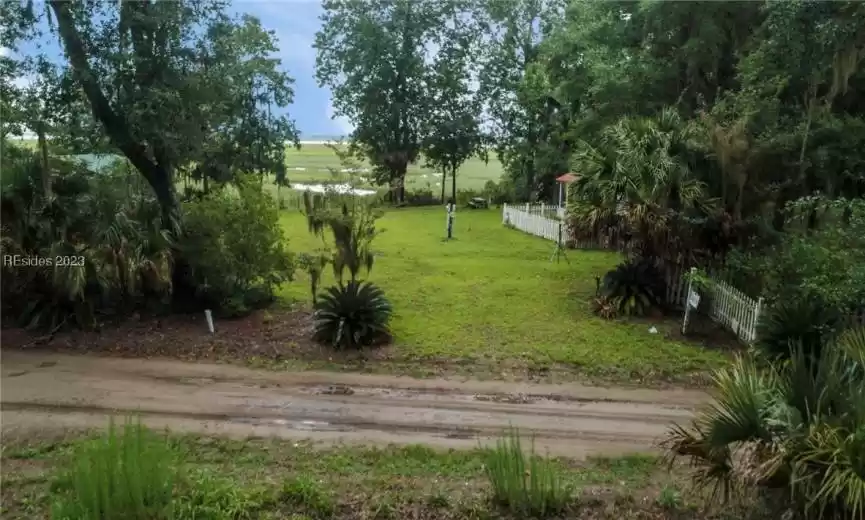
8, 0, 352, 139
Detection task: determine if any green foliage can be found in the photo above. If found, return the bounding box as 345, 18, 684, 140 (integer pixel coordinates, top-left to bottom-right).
403, 188, 439, 207
664, 327, 865, 519
725, 196, 865, 315
181, 176, 294, 317
0, 145, 173, 330
278, 476, 335, 519
599, 258, 666, 317
296, 251, 331, 306
757, 298, 844, 364
36, 0, 300, 225
173, 470, 272, 520
656, 485, 683, 510
50, 419, 176, 520
568, 108, 715, 260
315, 0, 479, 203
484, 429, 571, 517
313, 280, 393, 350
482, 179, 516, 205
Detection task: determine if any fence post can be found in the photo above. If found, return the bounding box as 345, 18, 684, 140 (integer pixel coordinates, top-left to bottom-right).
753, 297, 764, 343
525, 202, 530, 214
540, 202, 545, 217
502, 203, 507, 224
681, 267, 697, 335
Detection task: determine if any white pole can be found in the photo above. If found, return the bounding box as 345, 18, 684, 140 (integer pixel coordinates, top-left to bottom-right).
205, 309, 215, 334
681, 267, 696, 335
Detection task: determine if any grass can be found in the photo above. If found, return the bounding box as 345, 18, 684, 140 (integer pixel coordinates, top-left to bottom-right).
0, 425, 696, 520
50, 419, 176, 519
279, 206, 726, 384
485, 429, 572, 516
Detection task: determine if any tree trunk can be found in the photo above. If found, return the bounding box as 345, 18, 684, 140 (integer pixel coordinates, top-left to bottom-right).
36, 123, 51, 198
797, 83, 818, 197
451, 163, 457, 202
391, 163, 407, 204
441, 167, 447, 202
50, 0, 179, 232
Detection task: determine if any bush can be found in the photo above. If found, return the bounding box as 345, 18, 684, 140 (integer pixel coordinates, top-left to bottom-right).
724, 197, 865, 314
757, 298, 844, 363
599, 258, 666, 317
664, 326, 865, 519
0, 145, 173, 330
181, 176, 294, 317
482, 179, 516, 205
50, 419, 176, 519
403, 188, 439, 207
484, 428, 571, 517
313, 281, 392, 350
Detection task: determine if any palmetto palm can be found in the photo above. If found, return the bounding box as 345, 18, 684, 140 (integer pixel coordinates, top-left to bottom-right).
1, 150, 173, 330
664, 327, 865, 519
570, 108, 712, 259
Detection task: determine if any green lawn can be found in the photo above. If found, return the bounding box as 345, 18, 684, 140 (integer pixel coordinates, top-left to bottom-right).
279, 207, 725, 383
283, 143, 504, 193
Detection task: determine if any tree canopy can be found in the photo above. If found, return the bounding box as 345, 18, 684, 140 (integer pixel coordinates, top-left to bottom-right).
4, 0, 300, 229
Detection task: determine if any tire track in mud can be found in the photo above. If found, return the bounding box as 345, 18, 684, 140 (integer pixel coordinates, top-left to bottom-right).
0, 351, 706, 458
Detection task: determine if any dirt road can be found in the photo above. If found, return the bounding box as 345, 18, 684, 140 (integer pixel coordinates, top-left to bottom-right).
1, 351, 705, 458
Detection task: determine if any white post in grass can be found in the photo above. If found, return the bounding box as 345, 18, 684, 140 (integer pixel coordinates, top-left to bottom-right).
205, 309, 215, 334
681, 267, 698, 335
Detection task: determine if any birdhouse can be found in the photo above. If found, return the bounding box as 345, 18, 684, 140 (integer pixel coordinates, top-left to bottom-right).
555, 173, 580, 207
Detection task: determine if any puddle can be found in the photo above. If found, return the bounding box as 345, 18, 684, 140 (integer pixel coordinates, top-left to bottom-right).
229, 416, 353, 432
474, 393, 537, 405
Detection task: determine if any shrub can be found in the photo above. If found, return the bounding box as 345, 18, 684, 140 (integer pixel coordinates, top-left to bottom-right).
50, 419, 176, 519
664, 327, 865, 519
403, 188, 439, 206
724, 197, 865, 314
484, 428, 571, 517
181, 176, 294, 317
0, 145, 173, 330
599, 258, 666, 317
482, 179, 516, 205
757, 298, 844, 363
313, 280, 392, 350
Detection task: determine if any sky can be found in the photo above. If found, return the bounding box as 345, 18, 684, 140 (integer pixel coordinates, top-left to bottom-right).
5, 0, 353, 140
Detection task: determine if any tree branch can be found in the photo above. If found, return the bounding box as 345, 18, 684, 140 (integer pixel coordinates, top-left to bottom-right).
48, 0, 160, 187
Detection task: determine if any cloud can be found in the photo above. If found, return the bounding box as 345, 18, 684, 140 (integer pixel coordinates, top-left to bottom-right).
0, 46, 10, 57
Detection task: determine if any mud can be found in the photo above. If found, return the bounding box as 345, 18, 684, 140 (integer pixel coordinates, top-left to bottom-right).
0, 351, 706, 458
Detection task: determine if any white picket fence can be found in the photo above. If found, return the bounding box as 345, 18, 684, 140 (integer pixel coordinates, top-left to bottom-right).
502, 203, 765, 344
676, 267, 763, 344
502, 203, 565, 243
